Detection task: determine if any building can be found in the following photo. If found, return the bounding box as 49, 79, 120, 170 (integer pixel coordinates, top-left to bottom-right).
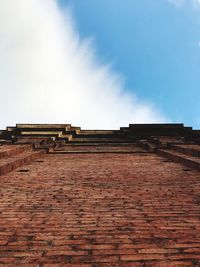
0, 123, 200, 266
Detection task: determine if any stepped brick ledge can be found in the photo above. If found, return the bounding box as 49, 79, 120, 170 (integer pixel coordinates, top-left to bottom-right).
0, 123, 200, 266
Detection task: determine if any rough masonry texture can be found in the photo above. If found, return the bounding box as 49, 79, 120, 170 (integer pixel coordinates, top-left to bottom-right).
0, 123, 200, 266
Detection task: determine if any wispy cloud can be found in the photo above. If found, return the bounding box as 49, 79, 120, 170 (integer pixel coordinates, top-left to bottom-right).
193, 0, 200, 8
167, 0, 200, 8
0, 0, 166, 129
167, 0, 186, 7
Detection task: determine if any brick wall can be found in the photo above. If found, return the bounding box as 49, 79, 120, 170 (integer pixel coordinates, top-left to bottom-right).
0, 149, 200, 266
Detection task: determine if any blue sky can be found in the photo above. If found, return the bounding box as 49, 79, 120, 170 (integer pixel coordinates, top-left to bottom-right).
0, 0, 199, 129
59, 0, 200, 128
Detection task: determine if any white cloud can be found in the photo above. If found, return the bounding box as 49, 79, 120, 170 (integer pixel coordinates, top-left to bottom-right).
0, 0, 166, 130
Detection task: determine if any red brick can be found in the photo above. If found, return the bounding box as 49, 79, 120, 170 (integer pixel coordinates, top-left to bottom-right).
70, 255, 119, 263
152, 261, 194, 267
138, 248, 178, 254
47, 250, 89, 256
120, 254, 166, 261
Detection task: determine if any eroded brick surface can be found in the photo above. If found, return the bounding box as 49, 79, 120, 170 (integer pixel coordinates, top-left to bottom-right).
0, 152, 200, 266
